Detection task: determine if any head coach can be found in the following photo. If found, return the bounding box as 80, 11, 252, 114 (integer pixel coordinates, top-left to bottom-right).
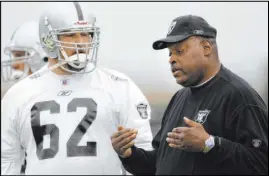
111, 15, 268, 175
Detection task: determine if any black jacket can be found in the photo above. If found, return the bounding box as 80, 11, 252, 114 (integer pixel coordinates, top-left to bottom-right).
120, 65, 268, 175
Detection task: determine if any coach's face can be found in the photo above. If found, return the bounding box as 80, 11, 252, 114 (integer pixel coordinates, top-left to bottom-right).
168, 36, 209, 87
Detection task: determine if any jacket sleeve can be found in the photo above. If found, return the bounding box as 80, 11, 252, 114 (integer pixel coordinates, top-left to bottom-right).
208, 104, 268, 175
119, 125, 164, 175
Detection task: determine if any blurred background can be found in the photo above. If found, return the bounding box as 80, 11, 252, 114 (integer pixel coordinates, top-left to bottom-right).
1, 2, 268, 136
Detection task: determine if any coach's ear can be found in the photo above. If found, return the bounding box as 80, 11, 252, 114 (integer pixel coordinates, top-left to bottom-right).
201, 39, 213, 57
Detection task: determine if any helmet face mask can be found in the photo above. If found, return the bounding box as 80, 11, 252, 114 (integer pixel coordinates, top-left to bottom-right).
1, 58, 29, 82
2, 47, 43, 82
2, 21, 48, 82
53, 26, 100, 73
40, 2, 101, 74
4, 46, 36, 62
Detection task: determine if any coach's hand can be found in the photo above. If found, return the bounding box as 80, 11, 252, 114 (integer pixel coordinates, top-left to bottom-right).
166, 117, 210, 152
111, 126, 138, 158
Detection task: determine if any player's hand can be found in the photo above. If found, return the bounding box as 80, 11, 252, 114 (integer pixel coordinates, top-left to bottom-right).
111, 126, 138, 158
166, 117, 210, 152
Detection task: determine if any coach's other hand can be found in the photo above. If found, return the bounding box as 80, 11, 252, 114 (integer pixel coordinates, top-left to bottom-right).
111, 126, 138, 158
166, 117, 210, 152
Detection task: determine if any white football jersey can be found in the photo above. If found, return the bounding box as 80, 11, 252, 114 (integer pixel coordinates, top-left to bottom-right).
1, 65, 153, 175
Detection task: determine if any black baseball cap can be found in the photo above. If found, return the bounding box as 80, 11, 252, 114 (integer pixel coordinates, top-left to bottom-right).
152, 15, 217, 50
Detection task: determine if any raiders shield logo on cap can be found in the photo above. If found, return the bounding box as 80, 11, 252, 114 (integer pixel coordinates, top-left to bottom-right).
136, 102, 148, 119
167, 21, 177, 35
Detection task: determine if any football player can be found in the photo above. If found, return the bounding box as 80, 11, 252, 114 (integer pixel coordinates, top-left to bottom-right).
1, 2, 153, 175
1, 21, 48, 99
1, 21, 48, 174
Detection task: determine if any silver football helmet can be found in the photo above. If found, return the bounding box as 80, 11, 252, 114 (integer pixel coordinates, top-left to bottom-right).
39, 2, 100, 73
1, 21, 48, 82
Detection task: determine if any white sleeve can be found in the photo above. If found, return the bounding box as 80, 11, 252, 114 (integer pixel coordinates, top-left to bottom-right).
122, 79, 153, 151
1, 89, 25, 175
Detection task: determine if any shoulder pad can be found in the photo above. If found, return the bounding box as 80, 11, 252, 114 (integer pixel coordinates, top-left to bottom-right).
97, 67, 129, 82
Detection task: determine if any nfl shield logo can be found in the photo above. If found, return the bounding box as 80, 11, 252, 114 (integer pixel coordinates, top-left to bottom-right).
136, 103, 148, 119
61, 79, 69, 85
195, 109, 211, 124
252, 139, 262, 148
